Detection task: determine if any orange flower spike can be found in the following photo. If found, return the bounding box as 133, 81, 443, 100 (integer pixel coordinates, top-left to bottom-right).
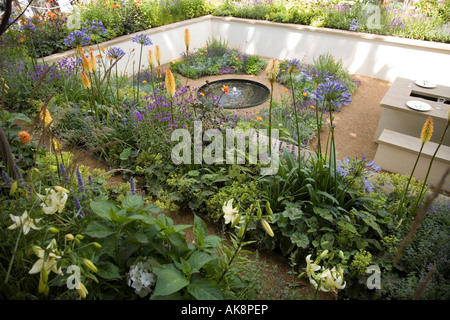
222, 85, 229, 95
148, 49, 154, 68
155, 45, 161, 66
420, 116, 433, 144
310, 105, 315, 109
184, 29, 190, 50
257, 116, 263, 121
165, 69, 176, 98
302, 92, 307, 97
81, 54, 91, 72
19, 37, 24, 43
89, 52, 97, 72
18, 131, 31, 144
81, 71, 91, 89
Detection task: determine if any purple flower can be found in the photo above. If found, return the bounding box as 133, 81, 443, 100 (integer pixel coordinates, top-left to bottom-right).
82, 20, 108, 37
312, 77, 352, 111
74, 195, 84, 217
76, 167, 85, 193
107, 47, 125, 60
132, 34, 153, 46
129, 177, 136, 195
349, 19, 358, 32
64, 30, 91, 48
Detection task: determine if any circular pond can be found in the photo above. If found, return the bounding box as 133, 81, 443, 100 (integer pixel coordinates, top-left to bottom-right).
197, 79, 270, 109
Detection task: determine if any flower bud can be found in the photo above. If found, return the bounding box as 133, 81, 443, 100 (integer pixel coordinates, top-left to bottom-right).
54, 186, 70, 194
33, 168, 40, 174
76, 234, 84, 240
237, 225, 245, 238
320, 250, 329, 259
231, 214, 242, 228
261, 219, 274, 237
49, 227, 59, 234
339, 250, 345, 260
256, 208, 262, 220
77, 282, 88, 299
240, 193, 248, 202
9, 181, 18, 196
41, 266, 49, 284
265, 201, 273, 215
65, 234, 74, 241
83, 258, 98, 273
92, 242, 102, 248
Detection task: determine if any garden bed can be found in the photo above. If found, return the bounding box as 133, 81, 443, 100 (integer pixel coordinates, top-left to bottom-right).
1, 1, 450, 302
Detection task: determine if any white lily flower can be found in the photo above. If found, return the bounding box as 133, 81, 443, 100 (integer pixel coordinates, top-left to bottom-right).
36, 187, 69, 215
29, 239, 62, 276
305, 254, 321, 278
222, 199, 239, 225
8, 211, 42, 235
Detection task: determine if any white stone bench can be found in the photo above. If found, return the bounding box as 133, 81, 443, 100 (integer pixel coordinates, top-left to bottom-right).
374, 129, 450, 192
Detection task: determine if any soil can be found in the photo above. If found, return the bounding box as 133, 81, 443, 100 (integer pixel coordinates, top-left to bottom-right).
70, 70, 391, 300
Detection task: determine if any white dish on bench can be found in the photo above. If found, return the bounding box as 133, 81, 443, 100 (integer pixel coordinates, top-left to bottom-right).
406, 100, 431, 111
415, 80, 437, 88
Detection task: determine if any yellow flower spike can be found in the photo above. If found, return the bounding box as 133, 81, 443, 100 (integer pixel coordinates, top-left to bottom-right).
165, 69, 176, 98
77, 283, 89, 299
39, 107, 53, 128
83, 258, 98, 273
81, 54, 91, 72
266, 59, 279, 83
81, 71, 91, 89
261, 219, 274, 237
155, 45, 161, 66
52, 137, 62, 151
148, 49, 154, 68
420, 116, 433, 144
184, 28, 190, 50
89, 51, 97, 72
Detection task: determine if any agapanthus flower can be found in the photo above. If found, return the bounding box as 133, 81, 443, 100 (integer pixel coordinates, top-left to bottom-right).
82, 19, 108, 37
312, 77, 352, 111
349, 19, 358, 31
64, 30, 91, 48
132, 34, 153, 46
107, 47, 125, 60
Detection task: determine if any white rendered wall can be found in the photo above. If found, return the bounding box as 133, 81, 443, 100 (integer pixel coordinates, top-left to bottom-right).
210, 16, 450, 86
44, 15, 450, 86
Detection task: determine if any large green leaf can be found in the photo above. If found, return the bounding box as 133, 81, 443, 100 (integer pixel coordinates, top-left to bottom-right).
153, 268, 189, 296
187, 277, 223, 300
90, 201, 118, 221
193, 214, 208, 245
83, 221, 115, 238
97, 262, 121, 280
188, 251, 216, 273
122, 194, 144, 210
291, 231, 310, 249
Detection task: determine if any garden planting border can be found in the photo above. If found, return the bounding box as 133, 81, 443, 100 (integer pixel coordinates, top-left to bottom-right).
43, 15, 450, 86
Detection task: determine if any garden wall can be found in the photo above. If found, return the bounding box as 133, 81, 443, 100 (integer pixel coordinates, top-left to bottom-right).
44, 15, 450, 86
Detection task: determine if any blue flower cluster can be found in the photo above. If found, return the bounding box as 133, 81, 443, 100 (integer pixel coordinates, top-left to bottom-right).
132, 34, 153, 46
82, 20, 108, 37
64, 30, 91, 48
312, 76, 352, 111
107, 47, 126, 60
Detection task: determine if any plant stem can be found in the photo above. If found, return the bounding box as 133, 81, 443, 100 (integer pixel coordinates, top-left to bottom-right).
5, 228, 22, 284
289, 73, 302, 169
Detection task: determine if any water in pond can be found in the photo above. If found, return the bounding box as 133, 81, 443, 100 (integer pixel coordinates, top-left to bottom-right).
197, 79, 270, 109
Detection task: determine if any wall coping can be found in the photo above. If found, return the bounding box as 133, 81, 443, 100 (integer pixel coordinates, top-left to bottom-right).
44, 14, 450, 64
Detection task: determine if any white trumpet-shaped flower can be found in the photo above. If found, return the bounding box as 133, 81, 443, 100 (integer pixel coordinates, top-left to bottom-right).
36, 187, 69, 215
8, 210, 42, 235
29, 239, 63, 276
222, 199, 239, 225
305, 254, 321, 278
